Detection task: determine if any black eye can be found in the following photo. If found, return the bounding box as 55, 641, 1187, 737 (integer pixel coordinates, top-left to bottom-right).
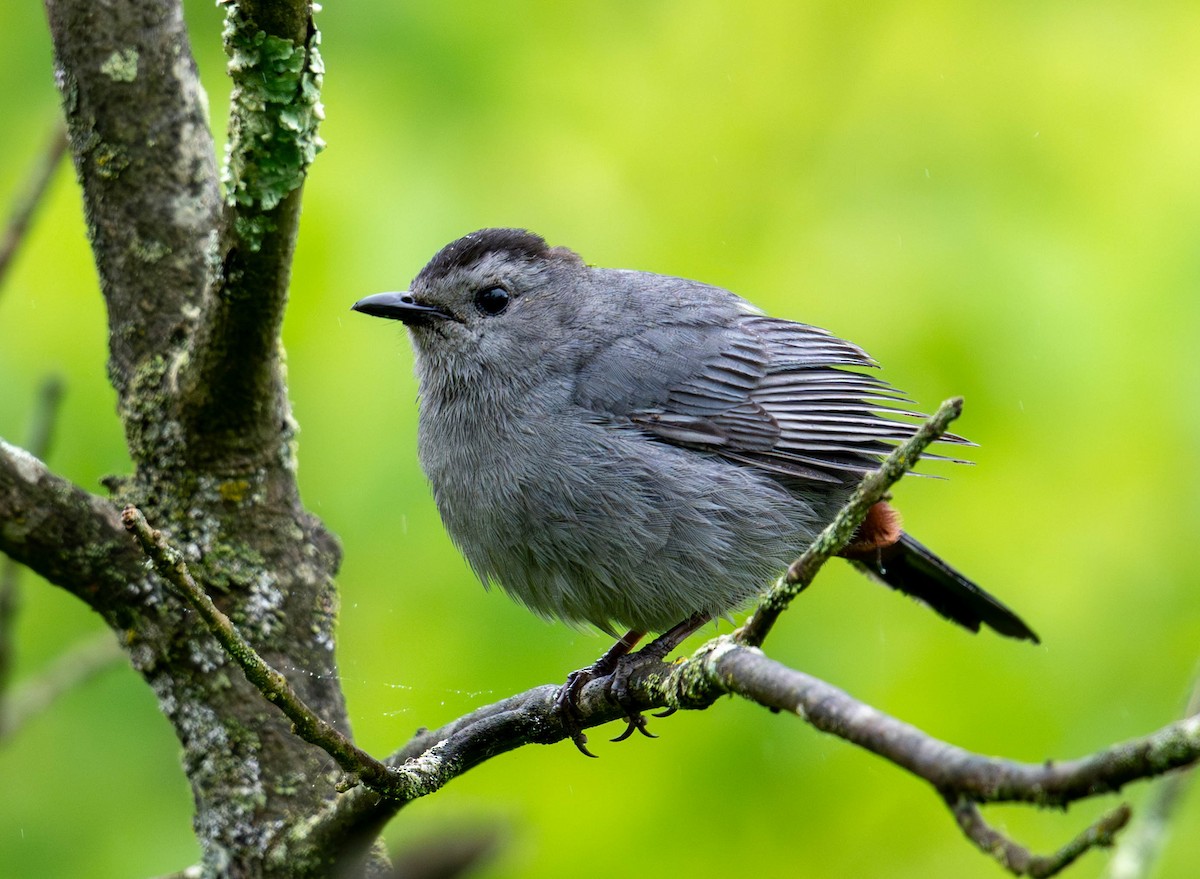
473, 286, 510, 316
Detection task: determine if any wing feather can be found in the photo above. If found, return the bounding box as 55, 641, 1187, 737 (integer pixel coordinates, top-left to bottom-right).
626, 313, 966, 479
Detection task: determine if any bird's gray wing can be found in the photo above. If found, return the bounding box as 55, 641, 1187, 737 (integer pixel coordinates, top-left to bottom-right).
580, 314, 967, 482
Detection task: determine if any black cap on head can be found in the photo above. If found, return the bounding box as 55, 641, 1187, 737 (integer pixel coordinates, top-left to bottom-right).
415, 229, 555, 285
412, 228, 580, 290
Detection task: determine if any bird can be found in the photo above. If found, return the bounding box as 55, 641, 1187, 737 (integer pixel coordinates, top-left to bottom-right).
352, 228, 1038, 750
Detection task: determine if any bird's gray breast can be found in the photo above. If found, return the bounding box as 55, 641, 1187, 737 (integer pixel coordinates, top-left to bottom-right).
415, 356, 816, 634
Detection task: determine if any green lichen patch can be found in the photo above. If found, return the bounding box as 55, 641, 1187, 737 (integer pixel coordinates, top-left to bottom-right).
220, 3, 325, 250
99, 48, 139, 82
132, 235, 172, 263
92, 142, 131, 180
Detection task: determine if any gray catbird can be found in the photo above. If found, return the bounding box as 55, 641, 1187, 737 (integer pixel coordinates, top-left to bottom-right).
353, 228, 1037, 747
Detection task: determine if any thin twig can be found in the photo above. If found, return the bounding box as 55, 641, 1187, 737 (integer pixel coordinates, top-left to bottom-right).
738, 396, 963, 646
706, 642, 1200, 806
0, 125, 68, 293
946, 793, 1130, 877
0, 631, 124, 741
1102, 664, 1200, 879
0, 376, 66, 734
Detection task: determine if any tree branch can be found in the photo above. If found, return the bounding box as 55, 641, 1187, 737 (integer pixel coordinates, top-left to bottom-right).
178, 0, 324, 469
705, 644, 1200, 806
121, 506, 404, 792
0, 439, 144, 612
314, 638, 1200, 878
44, 0, 220, 409
0, 376, 66, 733
0, 125, 67, 293
39, 6, 356, 876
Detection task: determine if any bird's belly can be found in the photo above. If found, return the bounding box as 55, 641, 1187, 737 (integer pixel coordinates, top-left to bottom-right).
420, 413, 823, 633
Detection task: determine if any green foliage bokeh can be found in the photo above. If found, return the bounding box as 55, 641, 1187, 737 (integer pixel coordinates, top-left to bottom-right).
3, 2, 1200, 877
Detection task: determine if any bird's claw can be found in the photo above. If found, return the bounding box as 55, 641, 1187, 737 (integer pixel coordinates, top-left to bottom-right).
555, 652, 665, 754
555, 617, 704, 755
571, 729, 598, 758
556, 668, 601, 757
610, 712, 657, 743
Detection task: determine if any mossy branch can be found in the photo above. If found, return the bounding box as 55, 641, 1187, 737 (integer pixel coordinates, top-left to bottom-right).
178, 0, 323, 467
120, 507, 407, 793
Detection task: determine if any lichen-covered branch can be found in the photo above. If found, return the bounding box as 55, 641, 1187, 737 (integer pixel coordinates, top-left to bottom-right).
123, 506, 395, 790
37, 3, 353, 876
220, 1, 323, 245
179, 0, 323, 469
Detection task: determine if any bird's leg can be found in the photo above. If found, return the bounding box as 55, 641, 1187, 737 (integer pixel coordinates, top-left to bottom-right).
556, 628, 645, 757
608, 611, 710, 738
558, 613, 712, 755
638, 611, 711, 662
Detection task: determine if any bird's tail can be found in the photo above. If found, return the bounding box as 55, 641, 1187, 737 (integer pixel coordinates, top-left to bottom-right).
847, 532, 1039, 643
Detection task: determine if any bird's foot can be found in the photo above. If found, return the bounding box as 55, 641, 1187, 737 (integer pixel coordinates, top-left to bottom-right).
555, 665, 603, 757
555, 629, 645, 757
555, 613, 709, 756
554, 650, 666, 755
604, 648, 682, 742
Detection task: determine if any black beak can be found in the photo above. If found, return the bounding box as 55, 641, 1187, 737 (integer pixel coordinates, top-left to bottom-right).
351, 291, 456, 324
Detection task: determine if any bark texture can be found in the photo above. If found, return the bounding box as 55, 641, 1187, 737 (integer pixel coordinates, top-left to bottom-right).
23, 1, 348, 875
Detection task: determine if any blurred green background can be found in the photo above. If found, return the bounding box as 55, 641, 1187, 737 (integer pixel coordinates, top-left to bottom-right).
3, 2, 1200, 877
